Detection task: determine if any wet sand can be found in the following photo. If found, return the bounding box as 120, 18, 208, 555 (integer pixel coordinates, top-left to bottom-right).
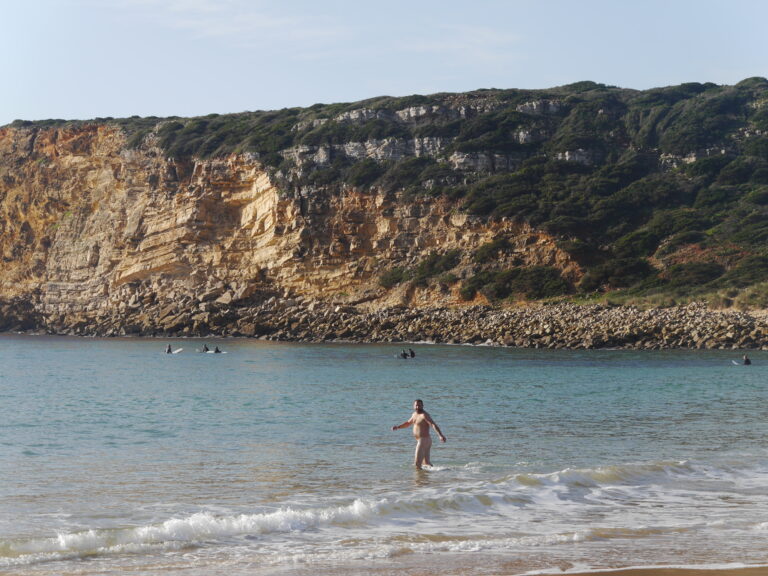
347, 557, 768, 576
563, 567, 768, 576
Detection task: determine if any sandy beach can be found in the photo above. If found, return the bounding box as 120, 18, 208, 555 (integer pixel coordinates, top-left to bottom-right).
562, 567, 768, 576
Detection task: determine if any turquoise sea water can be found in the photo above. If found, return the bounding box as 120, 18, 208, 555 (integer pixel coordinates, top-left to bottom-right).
1, 334, 768, 575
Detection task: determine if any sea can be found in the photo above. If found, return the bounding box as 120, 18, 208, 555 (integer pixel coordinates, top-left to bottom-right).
1, 333, 768, 576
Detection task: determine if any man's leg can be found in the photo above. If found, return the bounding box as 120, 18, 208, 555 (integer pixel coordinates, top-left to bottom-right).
422, 436, 433, 467
414, 439, 425, 469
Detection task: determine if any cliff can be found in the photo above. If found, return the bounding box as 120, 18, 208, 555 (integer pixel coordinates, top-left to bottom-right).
3, 78, 768, 339
0, 123, 575, 335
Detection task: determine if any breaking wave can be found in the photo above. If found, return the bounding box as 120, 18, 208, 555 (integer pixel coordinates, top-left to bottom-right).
4, 457, 768, 568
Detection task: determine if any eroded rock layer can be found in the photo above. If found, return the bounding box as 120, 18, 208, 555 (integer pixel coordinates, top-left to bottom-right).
0, 124, 577, 335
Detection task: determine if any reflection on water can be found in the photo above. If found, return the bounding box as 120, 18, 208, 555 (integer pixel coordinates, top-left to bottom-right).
412, 467, 432, 488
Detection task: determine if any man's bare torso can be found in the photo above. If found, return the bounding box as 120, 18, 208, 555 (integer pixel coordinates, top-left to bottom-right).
411, 411, 432, 438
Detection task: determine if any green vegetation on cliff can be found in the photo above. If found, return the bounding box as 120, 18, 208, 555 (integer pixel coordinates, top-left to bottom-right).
11, 77, 768, 305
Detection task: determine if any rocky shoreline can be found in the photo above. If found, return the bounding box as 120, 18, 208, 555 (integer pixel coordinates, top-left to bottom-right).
2, 298, 768, 350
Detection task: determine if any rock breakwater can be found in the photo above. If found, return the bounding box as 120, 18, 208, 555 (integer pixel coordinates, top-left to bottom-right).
7, 300, 768, 350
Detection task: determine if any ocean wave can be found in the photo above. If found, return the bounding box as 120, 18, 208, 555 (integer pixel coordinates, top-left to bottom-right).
0, 499, 383, 567
512, 460, 695, 489
4, 457, 768, 568
511, 456, 768, 493
0, 487, 594, 568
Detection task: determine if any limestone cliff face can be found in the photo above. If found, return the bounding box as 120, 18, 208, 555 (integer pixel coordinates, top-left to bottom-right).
0, 124, 578, 332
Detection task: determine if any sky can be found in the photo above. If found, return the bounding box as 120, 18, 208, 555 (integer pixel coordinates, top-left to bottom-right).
2, 0, 767, 126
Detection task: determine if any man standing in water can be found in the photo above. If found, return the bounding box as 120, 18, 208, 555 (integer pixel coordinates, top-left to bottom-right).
392, 399, 447, 469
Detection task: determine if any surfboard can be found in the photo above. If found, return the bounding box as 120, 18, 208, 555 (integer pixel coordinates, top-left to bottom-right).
173, 348, 183, 354
732, 360, 741, 365
206, 350, 228, 354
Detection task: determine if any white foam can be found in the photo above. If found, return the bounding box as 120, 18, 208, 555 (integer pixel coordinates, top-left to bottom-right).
2, 499, 384, 566
6, 456, 768, 570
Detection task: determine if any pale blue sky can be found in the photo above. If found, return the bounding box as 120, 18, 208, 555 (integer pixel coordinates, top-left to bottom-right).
2, 0, 767, 126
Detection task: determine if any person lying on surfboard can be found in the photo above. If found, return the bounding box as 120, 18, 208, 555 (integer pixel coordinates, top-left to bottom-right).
392, 399, 446, 469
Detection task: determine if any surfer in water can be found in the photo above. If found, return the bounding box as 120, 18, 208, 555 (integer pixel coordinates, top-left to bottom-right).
392, 399, 446, 469
166, 344, 172, 354
744, 354, 752, 365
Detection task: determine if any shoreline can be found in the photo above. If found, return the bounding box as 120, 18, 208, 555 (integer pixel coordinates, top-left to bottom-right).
553, 568, 768, 576
3, 301, 768, 350
324, 558, 768, 576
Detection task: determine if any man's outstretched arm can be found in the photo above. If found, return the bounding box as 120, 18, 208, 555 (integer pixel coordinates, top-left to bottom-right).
425, 413, 447, 442
392, 418, 413, 431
